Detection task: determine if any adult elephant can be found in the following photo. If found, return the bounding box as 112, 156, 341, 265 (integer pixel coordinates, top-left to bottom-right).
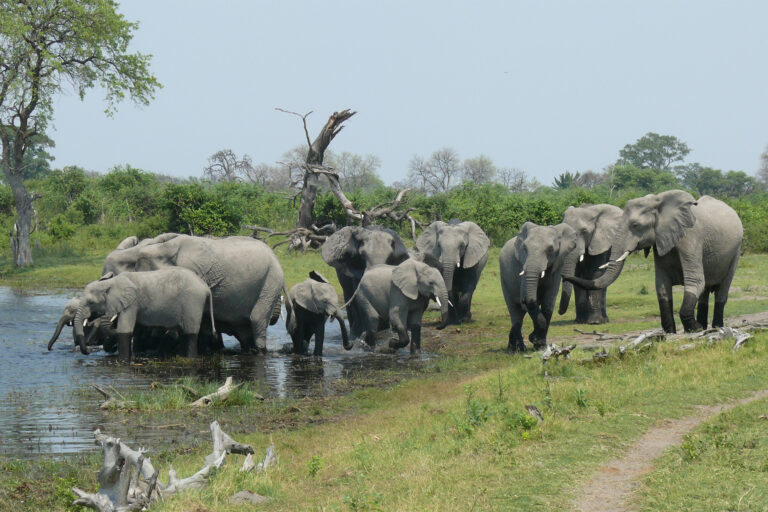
102, 234, 285, 353
500, 222, 583, 351
565, 191, 743, 333
72, 268, 215, 360
415, 220, 490, 324
560, 204, 623, 324
322, 226, 409, 338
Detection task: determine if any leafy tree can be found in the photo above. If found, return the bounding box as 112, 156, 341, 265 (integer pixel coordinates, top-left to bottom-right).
0, 0, 160, 266
617, 132, 690, 170
462, 155, 496, 184
612, 164, 678, 193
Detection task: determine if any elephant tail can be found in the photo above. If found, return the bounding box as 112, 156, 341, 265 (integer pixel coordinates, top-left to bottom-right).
280, 285, 292, 326
206, 289, 216, 335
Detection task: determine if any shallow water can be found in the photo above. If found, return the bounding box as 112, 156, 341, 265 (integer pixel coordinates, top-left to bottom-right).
0, 287, 430, 458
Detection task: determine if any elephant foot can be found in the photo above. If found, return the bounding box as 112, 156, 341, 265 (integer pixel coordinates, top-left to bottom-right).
529, 332, 547, 350
506, 341, 526, 353
712, 301, 726, 328
389, 339, 410, 350
682, 319, 703, 333
117, 333, 132, 362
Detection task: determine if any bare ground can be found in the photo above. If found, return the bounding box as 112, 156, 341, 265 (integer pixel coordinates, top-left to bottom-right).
572, 378, 768, 511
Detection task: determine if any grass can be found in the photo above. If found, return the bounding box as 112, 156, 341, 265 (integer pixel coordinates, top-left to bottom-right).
3, 244, 768, 510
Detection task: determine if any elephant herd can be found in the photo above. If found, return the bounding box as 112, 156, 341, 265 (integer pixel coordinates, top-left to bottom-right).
47, 190, 744, 359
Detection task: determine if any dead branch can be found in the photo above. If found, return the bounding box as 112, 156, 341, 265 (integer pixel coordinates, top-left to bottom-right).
541, 343, 576, 362
240, 442, 276, 473
205, 420, 254, 468
190, 376, 243, 407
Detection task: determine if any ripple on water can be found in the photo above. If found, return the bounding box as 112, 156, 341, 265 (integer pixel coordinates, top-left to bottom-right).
0, 287, 432, 458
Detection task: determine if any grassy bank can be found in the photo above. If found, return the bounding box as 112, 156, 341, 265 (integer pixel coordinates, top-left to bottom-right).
3, 248, 768, 510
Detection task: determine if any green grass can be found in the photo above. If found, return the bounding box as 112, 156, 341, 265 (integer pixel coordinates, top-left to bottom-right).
638, 397, 768, 511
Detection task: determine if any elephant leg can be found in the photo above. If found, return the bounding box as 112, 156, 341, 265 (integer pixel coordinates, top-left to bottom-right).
712, 301, 726, 328
573, 285, 590, 324
586, 289, 607, 324
292, 321, 307, 355
712, 253, 739, 328
115, 311, 137, 362
508, 323, 524, 352
409, 325, 421, 355
249, 305, 272, 355
117, 333, 132, 362
183, 333, 198, 358
312, 322, 325, 357
696, 290, 710, 329
680, 291, 703, 332
388, 307, 410, 350
600, 288, 609, 323
655, 266, 676, 334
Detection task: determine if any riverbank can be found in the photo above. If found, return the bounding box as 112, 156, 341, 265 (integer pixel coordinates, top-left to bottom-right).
2, 252, 768, 510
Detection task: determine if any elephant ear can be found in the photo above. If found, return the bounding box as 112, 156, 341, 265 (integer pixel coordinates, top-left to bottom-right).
461, 222, 490, 268
655, 190, 697, 257
104, 280, 139, 317
321, 226, 356, 266
115, 236, 139, 250
392, 260, 419, 300
309, 270, 330, 284
99, 272, 114, 281
517, 221, 537, 240
293, 281, 328, 315
416, 221, 445, 261
589, 205, 623, 256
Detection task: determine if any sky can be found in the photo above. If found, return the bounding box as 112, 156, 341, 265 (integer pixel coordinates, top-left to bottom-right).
49, 1, 768, 186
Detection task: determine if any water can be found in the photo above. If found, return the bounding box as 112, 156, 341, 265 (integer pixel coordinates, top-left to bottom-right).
0, 287, 431, 458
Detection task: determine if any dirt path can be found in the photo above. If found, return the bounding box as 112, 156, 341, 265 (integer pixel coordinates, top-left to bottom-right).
572, 388, 768, 512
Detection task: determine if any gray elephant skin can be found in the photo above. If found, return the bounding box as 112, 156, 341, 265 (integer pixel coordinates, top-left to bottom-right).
416, 220, 490, 324
285, 271, 351, 356
500, 222, 583, 351
103, 233, 285, 353
566, 191, 742, 333
47, 296, 119, 352
561, 204, 623, 324
72, 267, 216, 360
345, 259, 450, 353
322, 226, 409, 338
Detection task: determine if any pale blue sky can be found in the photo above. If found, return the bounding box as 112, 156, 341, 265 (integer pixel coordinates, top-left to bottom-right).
49, 1, 768, 185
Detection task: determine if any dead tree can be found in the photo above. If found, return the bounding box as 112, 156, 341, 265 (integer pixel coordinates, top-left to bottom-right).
248, 108, 423, 250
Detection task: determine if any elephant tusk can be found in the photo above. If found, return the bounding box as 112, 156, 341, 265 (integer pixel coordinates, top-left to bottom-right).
83, 318, 88, 327
457, 261, 460, 268
541, 271, 546, 278
599, 262, 611, 270
110, 314, 118, 323
579, 254, 584, 262
519, 270, 525, 276
280, 307, 284, 321
447, 299, 454, 308
434, 296, 442, 308
616, 251, 630, 263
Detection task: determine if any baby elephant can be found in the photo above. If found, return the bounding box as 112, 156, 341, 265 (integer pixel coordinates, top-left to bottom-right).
345, 259, 450, 353
500, 222, 583, 352
72, 267, 215, 360
286, 271, 351, 356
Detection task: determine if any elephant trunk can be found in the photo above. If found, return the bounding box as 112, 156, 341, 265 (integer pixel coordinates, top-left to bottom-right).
85, 318, 102, 346
335, 311, 352, 350
441, 260, 456, 295
47, 316, 67, 350
522, 268, 543, 311
437, 287, 450, 329
73, 306, 90, 355
558, 249, 579, 315
564, 227, 633, 291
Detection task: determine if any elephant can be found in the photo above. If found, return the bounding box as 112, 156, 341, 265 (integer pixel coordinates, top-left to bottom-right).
322, 226, 409, 338
72, 267, 216, 360
47, 297, 119, 352
415, 220, 490, 324
564, 191, 743, 334
343, 259, 450, 354
285, 270, 351, 356
102, 233, 285, 354
561, 204, 623, 324
499, 222, 583, 352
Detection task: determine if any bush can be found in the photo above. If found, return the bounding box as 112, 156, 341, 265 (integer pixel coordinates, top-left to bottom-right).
48, 214, 76, 240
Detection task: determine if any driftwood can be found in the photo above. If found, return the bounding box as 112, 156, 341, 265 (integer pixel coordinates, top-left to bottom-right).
541, 343, 577, 362
190, 376, 243, 407
73, 422, 265, 510
619, 329, 665, 354
240, 442, 276, 473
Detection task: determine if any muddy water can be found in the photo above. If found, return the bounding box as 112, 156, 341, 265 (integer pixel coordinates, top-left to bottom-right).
0, 287, 431, 458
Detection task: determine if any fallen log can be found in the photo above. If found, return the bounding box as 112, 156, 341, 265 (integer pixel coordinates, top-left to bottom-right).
190, 376, 242, 407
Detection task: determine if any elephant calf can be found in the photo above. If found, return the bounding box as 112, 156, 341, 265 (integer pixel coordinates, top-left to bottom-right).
345, 259, 450, 354
286, 271, 351, 356
48, 296, 119, 352
72, 267, 216, 360
500, 222, 583, 352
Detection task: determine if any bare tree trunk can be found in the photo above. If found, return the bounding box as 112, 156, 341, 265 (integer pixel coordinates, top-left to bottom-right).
5, 164, 35, 267
296, 109, 356, 229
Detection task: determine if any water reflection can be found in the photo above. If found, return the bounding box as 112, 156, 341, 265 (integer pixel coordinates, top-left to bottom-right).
0, 287, 431, 458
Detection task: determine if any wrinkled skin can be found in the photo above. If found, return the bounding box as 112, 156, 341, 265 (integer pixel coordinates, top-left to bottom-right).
346, 259, 450, 354
565, 191, 743, 333
499, 222, 583, 352
73, 268, 216, 361
102, 233, 284, 354
322, 226, 409, 338
415, 220, 490, 324
285, 271, 351, 356
47, 296, 119, 351
561, 204, 623, 324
